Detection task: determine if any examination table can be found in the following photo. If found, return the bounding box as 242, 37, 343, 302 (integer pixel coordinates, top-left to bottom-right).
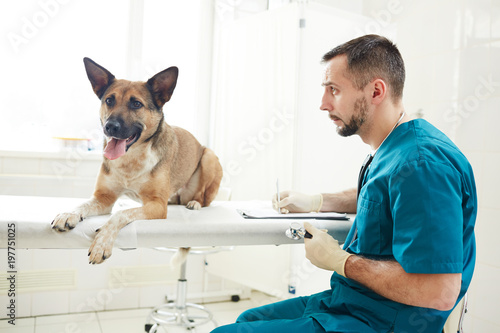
0, 195, 352, 249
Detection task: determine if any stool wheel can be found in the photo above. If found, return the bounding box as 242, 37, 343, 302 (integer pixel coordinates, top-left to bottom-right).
144, 323, 158, 332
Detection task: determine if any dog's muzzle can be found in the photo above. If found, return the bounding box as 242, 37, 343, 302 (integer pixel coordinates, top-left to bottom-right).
104, 118, 123, 138
102, 118, 142, 160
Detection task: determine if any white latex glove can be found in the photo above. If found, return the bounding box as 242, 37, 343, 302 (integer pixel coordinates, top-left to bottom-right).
272, 190, 323, 214
303, 222, 352, 277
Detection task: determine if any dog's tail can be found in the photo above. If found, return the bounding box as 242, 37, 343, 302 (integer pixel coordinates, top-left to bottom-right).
170, 247, 191, 266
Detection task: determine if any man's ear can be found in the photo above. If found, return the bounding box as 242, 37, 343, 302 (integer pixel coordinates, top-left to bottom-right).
371, 79, 387, 105
83, 57, 115, 99
146, 67, 179, 109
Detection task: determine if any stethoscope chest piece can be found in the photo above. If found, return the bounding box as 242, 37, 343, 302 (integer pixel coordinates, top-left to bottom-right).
285, 222, 312, 240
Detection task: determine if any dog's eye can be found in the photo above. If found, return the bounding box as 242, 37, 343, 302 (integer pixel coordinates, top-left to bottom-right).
131, 101, 143, 109
105, 97, 114, 106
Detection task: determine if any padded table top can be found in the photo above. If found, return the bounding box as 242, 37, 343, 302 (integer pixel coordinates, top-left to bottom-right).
0, 195, 353, 249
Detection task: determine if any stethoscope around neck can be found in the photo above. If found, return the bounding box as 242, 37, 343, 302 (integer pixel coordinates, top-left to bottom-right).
357, 111, 406, 199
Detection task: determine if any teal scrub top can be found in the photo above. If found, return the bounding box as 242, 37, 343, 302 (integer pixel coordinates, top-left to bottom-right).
309, 119, 477, 332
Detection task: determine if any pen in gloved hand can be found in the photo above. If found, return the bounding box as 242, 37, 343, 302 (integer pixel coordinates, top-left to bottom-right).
276, 178, 281, 214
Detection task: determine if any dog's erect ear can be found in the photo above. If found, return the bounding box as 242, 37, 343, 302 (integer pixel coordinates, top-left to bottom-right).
83, 57, 115, 99
146, 67, 179, 109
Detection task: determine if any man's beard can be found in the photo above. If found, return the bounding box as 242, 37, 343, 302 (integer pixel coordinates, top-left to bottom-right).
335, 97, 368, 137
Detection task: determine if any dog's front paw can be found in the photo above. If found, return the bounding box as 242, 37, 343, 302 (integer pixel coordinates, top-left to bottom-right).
88, 228, 114, 264
51, 213, 83, 232
186, 200, 201, 210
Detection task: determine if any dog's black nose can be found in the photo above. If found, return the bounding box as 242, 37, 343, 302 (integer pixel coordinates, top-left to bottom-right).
104, 119, 121, 137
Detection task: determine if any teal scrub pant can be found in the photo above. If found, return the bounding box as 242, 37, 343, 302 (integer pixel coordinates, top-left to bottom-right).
211, 296, 325, 333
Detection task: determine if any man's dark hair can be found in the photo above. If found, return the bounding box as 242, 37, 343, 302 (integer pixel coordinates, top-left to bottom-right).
322, 34, 405, 102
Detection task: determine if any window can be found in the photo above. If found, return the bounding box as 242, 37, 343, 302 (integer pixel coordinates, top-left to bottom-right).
0, 0, 207, 152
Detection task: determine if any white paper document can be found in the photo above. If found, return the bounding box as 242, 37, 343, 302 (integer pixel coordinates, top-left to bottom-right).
237, 208, 348, 220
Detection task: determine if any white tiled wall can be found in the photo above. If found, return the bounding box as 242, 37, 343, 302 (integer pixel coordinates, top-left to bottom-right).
366, 0, 500, 330
0, 247, 243, 319
0, 151, 101, 198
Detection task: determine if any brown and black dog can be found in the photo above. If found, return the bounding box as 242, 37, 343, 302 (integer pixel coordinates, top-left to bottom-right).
51, 58, 223, 264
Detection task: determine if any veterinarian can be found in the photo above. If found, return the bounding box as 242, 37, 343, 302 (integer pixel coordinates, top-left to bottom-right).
212, 34, 477, 332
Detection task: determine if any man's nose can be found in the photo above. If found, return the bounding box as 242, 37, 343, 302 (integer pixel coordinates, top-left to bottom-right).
320, 91, 333, 112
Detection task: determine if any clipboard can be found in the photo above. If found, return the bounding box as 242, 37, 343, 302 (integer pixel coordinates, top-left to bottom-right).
237, 208, 349, 220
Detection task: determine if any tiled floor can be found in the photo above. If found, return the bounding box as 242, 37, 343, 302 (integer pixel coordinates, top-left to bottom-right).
0, 292, 280, 333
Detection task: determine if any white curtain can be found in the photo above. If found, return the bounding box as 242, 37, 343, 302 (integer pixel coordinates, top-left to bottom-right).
210, 5, 300, 200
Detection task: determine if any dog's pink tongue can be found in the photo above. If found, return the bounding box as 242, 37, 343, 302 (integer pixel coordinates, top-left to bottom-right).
104, 138, 127, 160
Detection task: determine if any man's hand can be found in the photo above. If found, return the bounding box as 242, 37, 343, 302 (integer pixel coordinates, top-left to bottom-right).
303, 222, 352, 277
272, 191, 323, 213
